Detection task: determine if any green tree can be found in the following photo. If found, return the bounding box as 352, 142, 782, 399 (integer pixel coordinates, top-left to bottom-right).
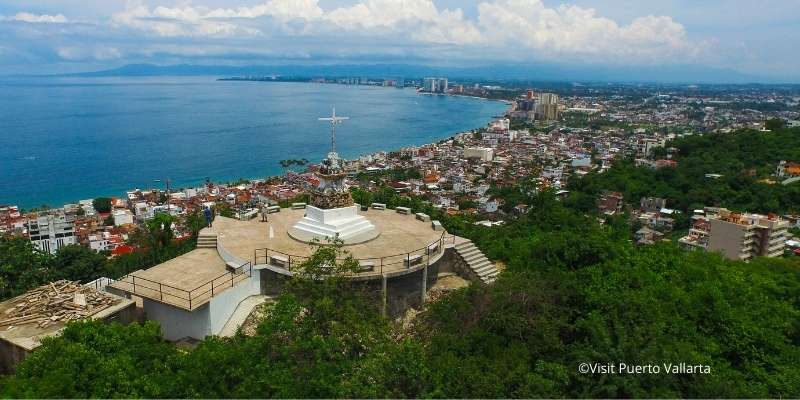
764, 118, 786, 131
102, 214, 114, 226
91, 197, 112, 213
51, 245, 109, 283
0, 237, 52, 300
1, 321, 178, 398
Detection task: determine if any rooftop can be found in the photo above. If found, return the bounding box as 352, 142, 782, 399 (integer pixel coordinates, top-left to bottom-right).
108, 248, 250, 311
0, 281, 134, 351
211, 209, 449, 276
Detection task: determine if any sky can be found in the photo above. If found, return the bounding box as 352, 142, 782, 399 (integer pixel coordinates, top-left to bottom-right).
0, 0, 798, 81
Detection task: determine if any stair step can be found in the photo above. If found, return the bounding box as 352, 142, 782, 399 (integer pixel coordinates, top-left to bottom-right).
475, 264, 496, 273
476, 269, 497, 278
473, 264, 494, 273
465, 254, 487, 263
463, 250, 484, 258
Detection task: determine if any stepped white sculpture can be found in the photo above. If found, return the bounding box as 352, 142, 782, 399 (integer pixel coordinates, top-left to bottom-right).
289, 108, 379, 244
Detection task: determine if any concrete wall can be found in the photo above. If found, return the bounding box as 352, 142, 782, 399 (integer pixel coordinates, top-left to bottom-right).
208, 272, 261, 335
439, 247, 479, 282
260, 267, 290, 296
142, 272, 261, 340
143, 299, 210, 341
708, 219, 748, 260
0, 297, 137, 374
0, 338, 30, 375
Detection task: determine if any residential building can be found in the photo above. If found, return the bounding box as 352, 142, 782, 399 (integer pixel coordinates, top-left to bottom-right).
707, 209, 789, 260
26, 214, 77, 254
463, 147, 494, 162
535, 92, 559, 121
598, 192, 624, 215
422, 77, 448, 94
113, 209, 135, 226
640, 197, 667, 213
679, 214, 711, 251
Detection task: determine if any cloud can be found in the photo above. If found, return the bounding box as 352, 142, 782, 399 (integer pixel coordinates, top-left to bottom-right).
1, 12, 68, 23
111, 4, 261, 37
0, 0, 726, 75
104, 0, 697, 63
477, 0, 700, 63
57, 46, 122, 61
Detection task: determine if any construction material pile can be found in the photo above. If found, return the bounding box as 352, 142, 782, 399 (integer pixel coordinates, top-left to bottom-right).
0, 280, 120, 329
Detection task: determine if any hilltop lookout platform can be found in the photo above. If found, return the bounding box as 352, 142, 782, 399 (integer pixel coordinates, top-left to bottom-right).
106, 206, 488, 341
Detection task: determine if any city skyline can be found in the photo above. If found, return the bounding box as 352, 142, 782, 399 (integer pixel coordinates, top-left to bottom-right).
1, 0, 799, 82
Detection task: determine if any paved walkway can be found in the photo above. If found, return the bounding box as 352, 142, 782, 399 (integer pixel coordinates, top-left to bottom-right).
217, 295, 272, 337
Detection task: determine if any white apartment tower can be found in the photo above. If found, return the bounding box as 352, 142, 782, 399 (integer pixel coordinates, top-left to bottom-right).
27, 214, 77, 254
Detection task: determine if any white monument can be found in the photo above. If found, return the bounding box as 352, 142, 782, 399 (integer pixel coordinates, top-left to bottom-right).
289, 108, 379, 244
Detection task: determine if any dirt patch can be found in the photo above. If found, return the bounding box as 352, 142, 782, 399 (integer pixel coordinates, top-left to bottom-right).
238, 302, 274, 336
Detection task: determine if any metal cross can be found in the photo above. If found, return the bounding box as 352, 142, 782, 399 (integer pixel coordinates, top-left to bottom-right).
318, 106, 349, 154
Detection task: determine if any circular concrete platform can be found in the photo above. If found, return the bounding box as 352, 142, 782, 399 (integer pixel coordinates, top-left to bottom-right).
287, 225, 381, 245
211, 208, 446, 275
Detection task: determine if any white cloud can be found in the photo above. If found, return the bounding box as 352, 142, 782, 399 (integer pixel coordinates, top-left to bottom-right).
204, 0, 324, 20
477, 0, 699, 63
105, 0, 697, 62
111, 4, 260, 37
325, 0, 483, 45
57, 46, 122, 61
2, 12, 68, 23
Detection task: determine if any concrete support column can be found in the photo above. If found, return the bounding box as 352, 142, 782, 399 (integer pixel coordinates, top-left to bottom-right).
421, 265, 428, 303
381, 274, 387, 317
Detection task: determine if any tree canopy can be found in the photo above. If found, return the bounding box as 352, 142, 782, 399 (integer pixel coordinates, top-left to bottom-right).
3, 195, 798, 398
91, 197, 112, 214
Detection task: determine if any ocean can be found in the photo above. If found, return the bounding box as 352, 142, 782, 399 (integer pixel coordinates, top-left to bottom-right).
0, 77, 506, 209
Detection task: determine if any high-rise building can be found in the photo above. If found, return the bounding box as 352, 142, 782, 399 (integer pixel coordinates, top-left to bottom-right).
26, 213, 76, 254
535, 92, 559, 120
423, 77, 448, 94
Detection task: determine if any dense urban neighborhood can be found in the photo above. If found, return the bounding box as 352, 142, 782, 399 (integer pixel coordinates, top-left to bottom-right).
2, 79, 800, 398
3, 81, 799, 261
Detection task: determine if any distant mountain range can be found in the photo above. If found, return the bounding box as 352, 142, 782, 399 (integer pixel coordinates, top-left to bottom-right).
59, 63, 791, 84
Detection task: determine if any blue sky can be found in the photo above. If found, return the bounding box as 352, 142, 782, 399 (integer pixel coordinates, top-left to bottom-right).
1, 0, 798, 80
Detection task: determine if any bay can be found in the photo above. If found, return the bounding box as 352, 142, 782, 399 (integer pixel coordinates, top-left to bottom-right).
0, 76, 506, 209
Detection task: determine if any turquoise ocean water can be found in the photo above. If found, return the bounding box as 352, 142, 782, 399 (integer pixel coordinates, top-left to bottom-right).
0, 76, 506, 208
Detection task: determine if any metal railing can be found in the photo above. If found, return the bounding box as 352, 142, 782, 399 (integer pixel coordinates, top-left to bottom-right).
113, 261, 252, 310
254, 232, 458, 276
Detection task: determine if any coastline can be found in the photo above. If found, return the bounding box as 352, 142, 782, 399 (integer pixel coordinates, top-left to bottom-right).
1, 77, 506, 209
15, 123, 492, 212
3, 80, 508, 210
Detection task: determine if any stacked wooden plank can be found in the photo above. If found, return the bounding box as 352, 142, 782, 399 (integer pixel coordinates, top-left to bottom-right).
0, 280, 121, 329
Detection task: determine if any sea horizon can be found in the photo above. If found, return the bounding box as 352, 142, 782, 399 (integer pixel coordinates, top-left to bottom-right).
0, 76, 506, 209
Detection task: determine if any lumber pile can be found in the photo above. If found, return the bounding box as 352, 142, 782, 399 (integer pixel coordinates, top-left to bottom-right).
0, 280, 120, 329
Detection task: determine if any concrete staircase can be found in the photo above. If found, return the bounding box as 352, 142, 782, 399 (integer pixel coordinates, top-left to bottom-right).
454, 240, 498, 284
197, 232, 218, 248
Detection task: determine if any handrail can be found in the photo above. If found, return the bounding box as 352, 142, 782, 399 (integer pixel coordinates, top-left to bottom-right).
254, 232, 458, 275
114, 261, 253, 310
